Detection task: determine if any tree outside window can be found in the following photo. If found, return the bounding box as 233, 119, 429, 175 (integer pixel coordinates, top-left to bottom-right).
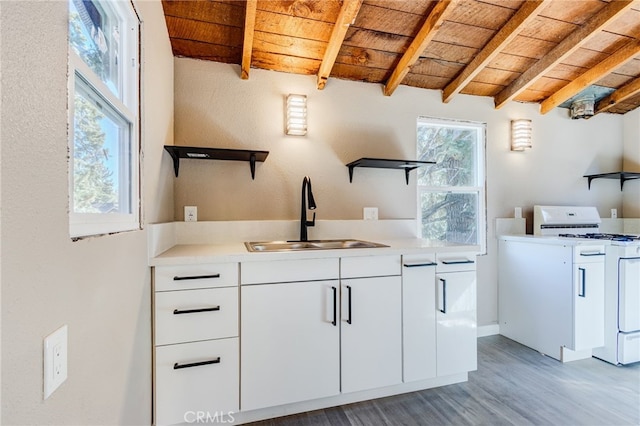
417, 117, 486, 251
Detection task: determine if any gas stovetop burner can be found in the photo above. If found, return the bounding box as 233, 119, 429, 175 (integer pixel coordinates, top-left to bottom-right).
558, 233, 640, 242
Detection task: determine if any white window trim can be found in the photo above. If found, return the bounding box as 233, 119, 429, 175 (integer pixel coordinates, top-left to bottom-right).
68, 0, 141, 239
416, 116, 487, 253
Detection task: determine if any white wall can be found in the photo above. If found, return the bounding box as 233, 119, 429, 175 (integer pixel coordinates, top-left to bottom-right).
0, 1, 173, 424
174, 58, 626, 327
622, 109, 640, 217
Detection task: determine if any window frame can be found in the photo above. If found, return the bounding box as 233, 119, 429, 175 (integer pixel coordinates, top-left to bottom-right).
68, 0, 141, 239
416, 116, 487, 253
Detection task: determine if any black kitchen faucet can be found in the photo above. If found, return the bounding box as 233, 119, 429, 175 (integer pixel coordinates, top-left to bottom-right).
299, 176, 316, 241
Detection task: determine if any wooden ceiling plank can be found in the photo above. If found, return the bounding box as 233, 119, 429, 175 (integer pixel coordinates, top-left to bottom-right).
317, 0, 364, 90
540, 39, 640, 114
595, 75, 640, 114
241, 0, 258, 80
383, 0, 457, 96
494, 0, 636, 109
442, 0, 549, 103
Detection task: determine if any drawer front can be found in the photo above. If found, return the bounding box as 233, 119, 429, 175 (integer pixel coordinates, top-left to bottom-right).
241, 258, 339, 285
341, 255, 401, 279
155, 287, 238, 346
436, 252, 477, 273
573, 245, 606, 263
155, 263, 238, 291
155, 338, 239, 426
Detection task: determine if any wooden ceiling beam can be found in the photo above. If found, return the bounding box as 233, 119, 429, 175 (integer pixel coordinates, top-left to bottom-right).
317, 0, 363, 90
540, 40, 640, 114
442, 0, 550, 104
493, 0, 636, 109
595, 76, 640, 115
383, 0, 457, 97
241, 0, 257, 80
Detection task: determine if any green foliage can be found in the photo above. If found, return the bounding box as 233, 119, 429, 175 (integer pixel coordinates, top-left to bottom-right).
70, 8, 116, 213
417, 123, 479, 244
73, 94, 117, 213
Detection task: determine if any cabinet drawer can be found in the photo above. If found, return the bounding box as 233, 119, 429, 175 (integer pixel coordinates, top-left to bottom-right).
241, 258, 339, 285
155, 263, 238, 291
573, 245, 606, 263
341, 255, 401, 279
436, 253, 476, 273
155, 287, 238, 346
155, 338, 239, 426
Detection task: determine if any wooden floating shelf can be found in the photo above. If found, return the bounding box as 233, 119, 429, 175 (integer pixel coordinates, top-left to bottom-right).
583, 171, 640, 190
346, 158, 435, 185
164, 146, 269, 180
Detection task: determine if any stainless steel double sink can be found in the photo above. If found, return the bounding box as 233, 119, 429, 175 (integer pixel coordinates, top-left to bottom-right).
245, 239, 388, 252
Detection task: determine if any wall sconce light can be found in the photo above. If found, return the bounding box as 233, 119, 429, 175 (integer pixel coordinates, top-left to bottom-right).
511, 119, 532, 151
286, 94, 307, 136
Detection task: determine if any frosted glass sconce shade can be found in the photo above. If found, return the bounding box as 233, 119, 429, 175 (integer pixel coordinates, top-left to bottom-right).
286, 94, 307, 136
511, 119, 532, 151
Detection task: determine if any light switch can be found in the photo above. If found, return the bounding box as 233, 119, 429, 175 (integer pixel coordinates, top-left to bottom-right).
44, 325, 68, 399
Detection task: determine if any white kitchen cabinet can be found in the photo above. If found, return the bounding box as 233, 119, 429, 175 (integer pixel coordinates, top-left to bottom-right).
240, 279, 340, 411
402, 253, 477, 381
240, 255, 402, 408
155, 338, 238, 426
435, 268, 477, 376
402, 254, 437, 382
153, 264, 240, 426
341, 275, 402, 393
573, 257, 605, 351
499, 238, 605, 361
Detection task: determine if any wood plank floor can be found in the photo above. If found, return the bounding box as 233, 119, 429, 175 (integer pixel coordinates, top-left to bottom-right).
248, 335, 640, 426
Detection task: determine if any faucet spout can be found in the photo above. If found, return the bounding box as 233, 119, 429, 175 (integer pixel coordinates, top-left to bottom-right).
300, 176, 316, 241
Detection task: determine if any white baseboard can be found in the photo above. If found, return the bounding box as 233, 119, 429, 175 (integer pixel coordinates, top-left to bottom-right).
478, 324, 500, 337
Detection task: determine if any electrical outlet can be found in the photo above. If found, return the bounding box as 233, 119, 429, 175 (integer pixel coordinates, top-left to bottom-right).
44, 325, 68, 399
184, 206, 197, 222
611, 208, 618, 218
363, 207, 378, 220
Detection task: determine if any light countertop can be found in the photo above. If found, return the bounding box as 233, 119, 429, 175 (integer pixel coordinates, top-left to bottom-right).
150, 238, 481, 266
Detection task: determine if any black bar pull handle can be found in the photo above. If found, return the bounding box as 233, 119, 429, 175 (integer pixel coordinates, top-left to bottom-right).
441, 260, 475, 265
580, 252, 605, 257
331, 286, 337, 326
173, 306, 220, 315
578, 268, 586, 298
174, 357, 221, 370
403, 262, 437, 268
346, 285, 352, 324
173, 274, 221, 281
439, 278, 447, 313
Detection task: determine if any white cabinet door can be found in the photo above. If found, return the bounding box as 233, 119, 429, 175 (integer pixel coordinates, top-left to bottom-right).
341, 276, 402, 393
241, 280, 340, 411
436, 270, 477, 377
573, 261, 605, 350
619, 257, 640, 332
402, 256, 437, 382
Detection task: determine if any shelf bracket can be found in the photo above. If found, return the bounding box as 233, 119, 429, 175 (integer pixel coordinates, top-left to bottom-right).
405, 168, 411, 185
249, 153, 256, 180
348, 165, 355, 183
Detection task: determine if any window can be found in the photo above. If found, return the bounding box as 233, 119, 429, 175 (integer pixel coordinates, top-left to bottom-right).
417, 117, 486, 252
68, 0, 140, 238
